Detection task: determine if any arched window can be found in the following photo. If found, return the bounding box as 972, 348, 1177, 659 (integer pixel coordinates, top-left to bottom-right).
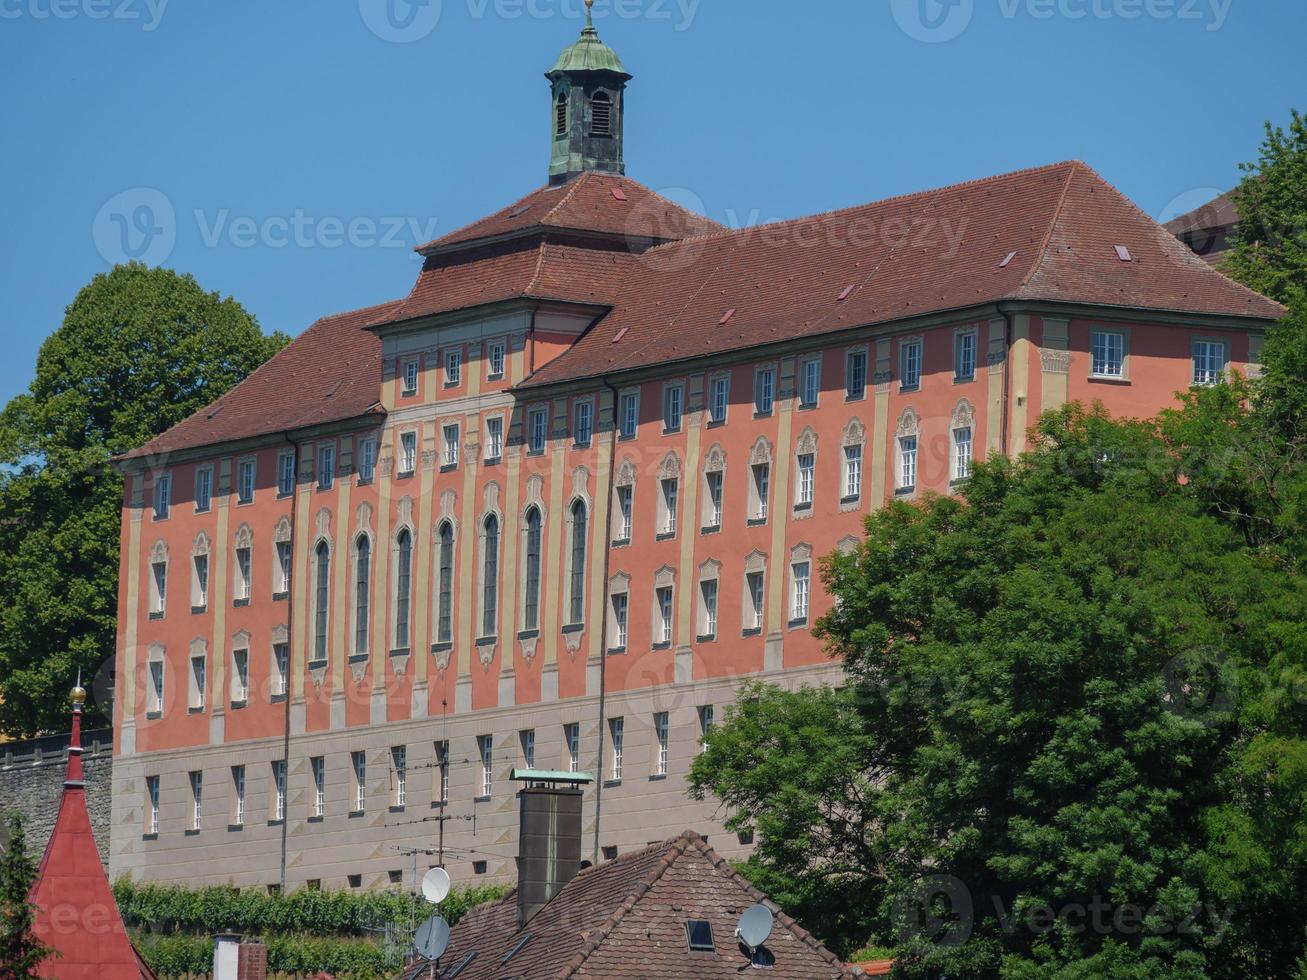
355, 535, 371, 656
395, 529, 412, 650
436, 522, 454, 645
523, 507, 542, 632
555, 91, 568, 136
590, 91, 613, 137
313, 541, 330, 664
482, 515, 500, 638
569, 501, 587, 624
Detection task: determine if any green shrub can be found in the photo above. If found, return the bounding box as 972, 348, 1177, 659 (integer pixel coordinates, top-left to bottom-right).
132, 933, 393, 979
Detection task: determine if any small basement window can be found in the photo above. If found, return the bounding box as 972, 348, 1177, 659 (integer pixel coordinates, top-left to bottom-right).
591, 91, 613, 136
686, 919, 716, 952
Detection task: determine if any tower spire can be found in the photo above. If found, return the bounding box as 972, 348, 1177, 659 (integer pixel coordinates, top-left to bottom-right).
546, 6, 632, 184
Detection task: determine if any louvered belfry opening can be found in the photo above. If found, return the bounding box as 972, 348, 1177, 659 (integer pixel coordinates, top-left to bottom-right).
590, 91, 612, 136
555, 92, 568, 137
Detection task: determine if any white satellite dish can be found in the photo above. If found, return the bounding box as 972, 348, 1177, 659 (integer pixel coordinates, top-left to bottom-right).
421, 866, 452, 904
415, 914, 451, 961
737, 904, 775, 950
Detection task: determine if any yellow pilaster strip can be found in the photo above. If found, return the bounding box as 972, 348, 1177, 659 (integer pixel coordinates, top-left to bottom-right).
457, 415, 479, 680
291, 445, 313, 701
985, 318, 1007, 460
543, 397, 568, 667
871, 339, 892, 506
585, 389, 615, 663
765, 358, 797, 637
1039, 317, 1070, 415
210, 458, 232, 712
1009, 315, 1032, 456
121, 475, 144, 729
330, 439, 353, 691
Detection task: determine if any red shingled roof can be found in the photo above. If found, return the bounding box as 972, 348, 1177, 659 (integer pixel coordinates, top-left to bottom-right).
519, 161, 1284, 388
1164, 189, 1240, 236
416, 171, 724, 255
121, 299, 402, 461
406, 831, 858, 980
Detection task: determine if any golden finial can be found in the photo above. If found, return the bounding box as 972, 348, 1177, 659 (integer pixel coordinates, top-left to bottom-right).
585, 0, 594, 27
72, 670, 87, 708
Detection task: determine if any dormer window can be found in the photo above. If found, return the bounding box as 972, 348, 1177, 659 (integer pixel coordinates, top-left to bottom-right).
555, 92, 568, 136
591, 91, 613, 136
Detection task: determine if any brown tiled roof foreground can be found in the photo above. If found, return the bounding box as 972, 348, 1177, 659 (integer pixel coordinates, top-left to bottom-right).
405, 831, 859, 980
123, 162, 1285, 461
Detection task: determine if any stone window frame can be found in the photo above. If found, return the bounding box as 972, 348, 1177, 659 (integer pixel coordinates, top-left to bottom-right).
1191, 334, 1230, 387
562, 468, 593, 630
441, 422, 461, 470
390, 499, 416, 656
232, 523, 254, 605
309, 511, 333, 668
656, 452, 682, 540
793, 427, 818, 516
954, 324, 980, 382
526, 405, 549, 455
350, 503, 377, 662
572, 396, 595, 449
1088, 324, 1132, 382
432, 491, 459, 654
152, 470, 172, 521
269, 624, 289, 702
272, 517, 293, 598
696, 558, 721, 643
486, 337, 507, 381
701, 445, 726, 533
396, 428, 419, 478
400, 355, 420, 397
187, 637, 207, 713
276, 449, 297, 498
651, 565, 676, 650
229, 629, 251, 708
840, 418, 867, 511
706, 371, 731, 426
753, 362, 778, 418
607, 571, 631, 653
742, 550, 767, 637
193, 464, 214, 514
484, 414, 506, 464
798, 353, 822, 410
788, 542, 814, 630
613, 459, 637, 545
747, 437, 773, 526
950, 400, 977, 485
844, 344, 870, 402
476, 485, 505, 646
190, 532, 211, 612
617, 387, 641, 441
149, 539, 169, 618
442, 346, 463, 388
662, 380, 685, 434
895, 408, 921, 496
236, 456, 257, 506
316, 442, 336, 492
898, 334, 924, 393
517, 477, 548, 641
355, 435, 378, 485
146, 643, 166, 718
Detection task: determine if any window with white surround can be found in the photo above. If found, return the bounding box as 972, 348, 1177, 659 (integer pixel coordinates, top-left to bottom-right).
232, 648, 249, 704
192, 546, 209, 611
709, 375, 729, 425
843, 445, 863, 500
955, 329, 977, 381
312, 541, 330, 664
195, 467, 212, 513
148, 659, 164, 715
1192, 339, 1227, 386
485, 417, 503, 462
272, 760, 287, 822
487, 340, 505, 379
565, 723, 580, 773
154, 473, 171, 520
745, 569, 765, 633
357, 438, 377, 484
392, 746, 407, 807
150, 546, 168, 617
900, 338, 922, 390
443, 424, 459, 468
399, 431, 417, 476
189, 770, 203, 831
618, 390, 639, 439
234, 532, 252, 602
444, 349, 462, 386
699, 575, 718, 640
273, 642, 289, 699
1091, 330, 1125, 378
395, 529, 412, 651
899, 436, 918, 491
608, 717, 624, 782
237, 460, 255, 505
698, 705, 714, 750
660, 478, 679, 536
146, 775, 160, 834
754, 366, 776, 416
278, 451, 296, 496
317, 445, 335, 491
655, 584, 674, 647
800, 356, 821, 408
846, 349, 868, 400
232, 766, 245, 826
573, 400, 593, 448
351, 750, 366, 812
434, 741, 450, 803
528, 408, 548, 453
796, 453, 815, 508
402, 358, 419, 396
520, 729, 535, 769
523, 507, 542, 632
481, 515, 499, 638
751, 463, 770, 522
568, 500, 587, 625
610, 589, 629, 650
477, 735, 493, 797
275, 527, 292, 596
311, 756, 325, 817
189, 653, 206, 710
791, 559, 811, 624
663, 383, 684, 433
654, 712, 669, 776
952, 420, 973, 483
436, 522, 454, 644
354, 535, 371, 656
615, 483, 633, 542
704, 468, 724, 530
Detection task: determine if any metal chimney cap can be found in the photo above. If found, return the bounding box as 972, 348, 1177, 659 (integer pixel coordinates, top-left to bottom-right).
511, 768, 595, 785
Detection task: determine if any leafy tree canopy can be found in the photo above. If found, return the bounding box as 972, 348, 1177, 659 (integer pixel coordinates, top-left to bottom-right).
0, 812, 54, 980
0, 264, 287, 735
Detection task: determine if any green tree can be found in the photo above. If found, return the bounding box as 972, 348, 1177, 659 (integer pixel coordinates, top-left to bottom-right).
0, 812, 55, 980
0, 264, 287, 735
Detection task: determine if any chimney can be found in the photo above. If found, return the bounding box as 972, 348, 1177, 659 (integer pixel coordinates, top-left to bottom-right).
514, 769, 593, 926
213, 934, 267, 980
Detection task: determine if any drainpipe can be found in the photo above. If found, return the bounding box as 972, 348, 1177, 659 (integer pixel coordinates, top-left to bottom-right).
278, 432, 302, 894
996, 308, 1015, 459
591, 376, 620, 865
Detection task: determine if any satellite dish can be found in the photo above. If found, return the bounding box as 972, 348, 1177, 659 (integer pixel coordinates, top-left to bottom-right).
737, 904, 775, 950
421, 867, 452, 904
414, 914, 451, 961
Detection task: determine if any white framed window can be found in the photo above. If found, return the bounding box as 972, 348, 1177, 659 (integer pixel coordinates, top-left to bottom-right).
796, 453, 815, 507
194, 467, 212, 513
153, 473, 171, 520
1192, 339, 1227, 386
146, 775, 160, 834
751, 463, 770, 521
192, 553, 209, 610
402, 358, 419, 396
659, 478, 679, 536
351, 750, 366, 812
900, 338, 922, 391
520, 729, 536, 769
754, 366, 776, 416
698, 705, 714, 750
699, 578, 718, 640
709, 375, 729, 425
745, 571, 765, 633
487, 340, 506, 379
237, 459, 256, 505
151, 556, 168, 616
394, 529, 413, 651
705, 470, 723, 529
953, 427, 973, 482
399, 431, 417, 476
275, 539, 291, 596
232, 649, 249, 704
791, 561, 811, 624
565, 723, 580, 773
148, 660, 165, 714
443, 424, 460, 467
1091, 330, 1125, 378
436, 522, 455, 644
655, 585, 674, 646
955, 329, 977, 381
610, 590, 629, 650
478, 735, 493, 798
277, 451, 296, 496
272, 642, 289, 699
616, 484, 633, 542
654, 712, 669, 776
311, 756, 325, 818
232, 765, 245, 826
846, 349, 868, 400
357, 437, 377, 484
618, 391, 639, 439
444, 349, 462, 386
312, 541, 330, 664
800, 356, 821, 408
317, 445, 335, 491
434, 741, 450, 803
573, 400, 593, 448
528, 407, 548, 454
485, 417, 504, 462
843, 445, 863, 500
899, 435, 918, 490
392, 746, 407, 807
189, 770, 203, 831
663, 383, 684, 433
272, 760, 287, 822
190, 654, 206, 710
608, 717, 624, 782
235, 544, 252, 602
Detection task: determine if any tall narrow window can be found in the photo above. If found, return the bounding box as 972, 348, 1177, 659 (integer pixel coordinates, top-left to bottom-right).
654, 712, 669, 776
796, 453, 815, 507
569, 501, 587, 625
709, 376, 729, 424
434, 741, 450, 804
189, 770, 203, 831
273, 643, 289, 699
520, 729, 536, 769
955, 330, 977, 381
392, 746, 407, 808
272, 760, 287, 822
151, 557, 167, 615
618, 392, 638, 439
792, 562, 811, 624
146, 775, 160, 834
660, 478, 679, 536
700, 579, 718, 640
609, 718, 624, 782
238, 460, 255, 504
590, 91, 613, 136
844, 445, 863, 500
746, 571, 765, 633
311, 756, 325, 817
402, 358, 419, 396
656, 586, 674, 646
437, 522, 454, 644
357, 438, 377, 484
276, 540, 291, 595
232, 649, 249, 704
611, 591, 629, 650
663, 384, 684, 432
482, 516, 499, 638
754, 367, 776, 416
154, 474, 171, 520
445, 349, 462, 386
317, 445, 335, 491
278, 452, 296, 496
399, 432, 417, 476
190, 654, 206, 710
355, 535, 371, 656
752, 463, 770, 521
573, 401, 593, 448
478, 735, 493, 798
565, 723, 580, 773
194, 467, 212, 513
800, 357, 821, 408
232, 766, 246, 826
900, 339, 922, 390
523, 508, 542, 632
846, 349, 868, 400
149, 661, 164, 714
487, 341, 506, 379
705, 471, 723, 529
235, 544, 252, 602
351, 751, 366, 812
953, 427, 973, 482
443, 424, 460, 468
699, 705, 715, 750
313, 541, 330, 664
616, 484, 633, 541
899, 435, 918, 491
193, 553, 209, 610
485, 418, 504, 462
555, 91, 568, 136
395, 530, 412, 651
528, 408, 548, 453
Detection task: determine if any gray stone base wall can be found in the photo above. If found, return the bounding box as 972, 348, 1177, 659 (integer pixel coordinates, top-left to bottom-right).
0, 753, 113, 866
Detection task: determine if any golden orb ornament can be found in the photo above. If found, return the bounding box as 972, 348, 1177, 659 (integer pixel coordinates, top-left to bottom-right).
72, 684, 87, 707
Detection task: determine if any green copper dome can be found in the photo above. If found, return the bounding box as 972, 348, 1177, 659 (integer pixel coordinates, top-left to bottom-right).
547, 21, 631, 79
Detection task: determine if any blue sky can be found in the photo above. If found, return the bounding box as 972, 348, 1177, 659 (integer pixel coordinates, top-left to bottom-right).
1, 0, 1302, 407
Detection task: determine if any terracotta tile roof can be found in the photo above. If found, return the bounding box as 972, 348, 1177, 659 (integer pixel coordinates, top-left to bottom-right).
519, 161, 1284, 389
406, 831, 858, 980
417, 171, 724, 256
1164, 189, 1240, 235
120, 299, 402, 461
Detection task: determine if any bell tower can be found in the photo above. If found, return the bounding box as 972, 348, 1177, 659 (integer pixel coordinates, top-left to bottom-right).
546, 0, 632, 185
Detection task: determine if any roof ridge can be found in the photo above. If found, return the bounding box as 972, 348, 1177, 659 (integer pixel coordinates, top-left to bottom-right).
1018, 159, 1080, 290
541, 172, 591, 226
523, 241, 549, 295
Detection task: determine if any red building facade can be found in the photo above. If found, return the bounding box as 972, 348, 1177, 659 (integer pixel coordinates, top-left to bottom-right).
109, 21, 1283, 892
